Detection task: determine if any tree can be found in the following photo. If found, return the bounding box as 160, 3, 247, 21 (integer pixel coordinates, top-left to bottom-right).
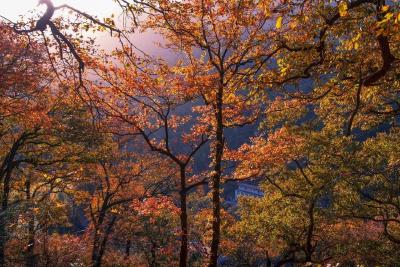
265, 0, 400, 252
1, 0, 399, 265
1, 0, 122, 87
82, 145, 167, 267
89, 56, 210, 266
114, 1, 289, 264
0, 24, 105, 266
0, 25, 51, 266
128, 196, 180, 266
229, 126, 399, 265
227, 0, 399, 264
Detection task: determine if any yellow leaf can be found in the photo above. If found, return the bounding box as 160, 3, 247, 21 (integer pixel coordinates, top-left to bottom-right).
351, 32, 362, 50
381, 5, 389, 12
289, 19, 298, 29
385, 13, 394, 19
276, 16, 283, 29
339, 2, 348, 17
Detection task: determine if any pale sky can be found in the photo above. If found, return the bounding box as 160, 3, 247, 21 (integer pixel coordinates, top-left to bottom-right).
3, 0, 119, 21
1, 0, 168, 57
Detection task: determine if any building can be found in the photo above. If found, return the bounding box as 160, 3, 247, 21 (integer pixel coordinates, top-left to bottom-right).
224, 182, 264, 206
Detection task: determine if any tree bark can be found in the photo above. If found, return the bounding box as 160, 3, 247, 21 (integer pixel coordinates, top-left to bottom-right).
92, 225, 102, 266
124, 239, 131, 259
26, 217, 36, 267
150, 240, 157, 267
305, 201, 316, 262
266, 250, 272, 267
91, 208, 106, 267
209, 84, 224, 267
0, 132, 30, 267
179, 166, 188, 267
25, 178, 36, 267
0, 170, 12, 267
92, 216, 116, 267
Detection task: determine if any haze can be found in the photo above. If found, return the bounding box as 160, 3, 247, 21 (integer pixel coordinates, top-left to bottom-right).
2, 0, 168, 57
4, 0, 119, 21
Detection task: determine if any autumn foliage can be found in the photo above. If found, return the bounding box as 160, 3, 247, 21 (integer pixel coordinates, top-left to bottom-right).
0, 0, 399, 266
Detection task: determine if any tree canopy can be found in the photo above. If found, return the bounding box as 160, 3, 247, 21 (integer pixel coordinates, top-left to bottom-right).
0, 0, 399, 266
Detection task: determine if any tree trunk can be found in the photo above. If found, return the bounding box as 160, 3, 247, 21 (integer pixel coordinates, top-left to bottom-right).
93, 216, 116, 267
25, 178, 36, 267
92, 228, 101, 267
42, 227, 50, 267
266, 250, 272, 267
124, 239, 131, 259
26, 218, 36, 267
150, 240, 157, 267
0, 170, 12, 267
0, 210, 6, 267
0, 133, 29, 267
305, 201, 315, 263
91, 207, 106, 267
179, 166, 188, 267
209, 85, 224, 267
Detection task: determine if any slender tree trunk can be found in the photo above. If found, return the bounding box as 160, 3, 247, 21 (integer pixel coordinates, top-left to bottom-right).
0, 218, 5, 267
0, 208, 7, 266
25, 178, 36, 267
0, 170, 12, 267
266, 250, 272, 267
43, 227, 50, 267
305, 201, 315, 262
0, 134, 29, 267
93, 216, 116, 267
26, 218, 36, 267
124, 239, 131, 259
150, 240, 157, 267
92, 207, 106, 267
0, 133, 31, 267
209, 85, 224, 267
179, 166, 188, 267
92, 227, 101, 267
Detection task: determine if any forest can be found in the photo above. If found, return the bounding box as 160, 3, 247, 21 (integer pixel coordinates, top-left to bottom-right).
0, 0, 399, 266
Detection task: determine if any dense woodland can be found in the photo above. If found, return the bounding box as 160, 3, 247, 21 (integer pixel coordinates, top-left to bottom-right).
0, 0, 399, 266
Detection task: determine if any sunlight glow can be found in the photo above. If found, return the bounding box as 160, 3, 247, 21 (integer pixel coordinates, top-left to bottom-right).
4, 0, 119, 22
2, 0, 169, 58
